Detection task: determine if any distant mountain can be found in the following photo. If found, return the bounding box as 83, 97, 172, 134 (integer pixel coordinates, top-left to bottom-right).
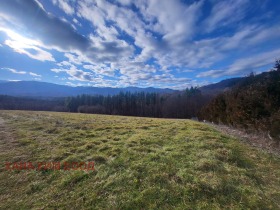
0, 78, 246, 98
0, 81, 175, 97
199, 77, 244, 95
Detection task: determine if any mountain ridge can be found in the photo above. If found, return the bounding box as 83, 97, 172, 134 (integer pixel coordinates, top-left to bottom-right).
0, 81, 175, 97
0, 76, 245, 97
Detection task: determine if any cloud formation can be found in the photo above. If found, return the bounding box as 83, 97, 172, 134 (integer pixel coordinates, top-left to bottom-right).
0, 0, 89, 52
197, 49, 280, 78
0, 0, 133, 63
0, 0, 279, 89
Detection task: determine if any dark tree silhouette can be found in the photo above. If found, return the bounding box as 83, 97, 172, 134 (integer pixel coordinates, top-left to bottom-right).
274, 59, 280, 71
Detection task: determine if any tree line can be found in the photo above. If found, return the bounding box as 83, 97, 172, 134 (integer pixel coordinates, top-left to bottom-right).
0, 95, 66, 112
65, 87, 211, 118
0, 87, 211, 119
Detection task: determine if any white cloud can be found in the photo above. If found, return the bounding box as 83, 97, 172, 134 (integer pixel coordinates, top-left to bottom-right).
0, 28, 55, 62
83, 64, 115, 77
139, 0, 203, 43
226, 49, 280, 74
64, 53, 87, 65
220, 25, 280, 51
52, 0, 75, 15
1, 68, 26, 74
205, 0, 249, 32
72, 18, 81, 27
66, 81, 76, 86
34, 0, 46, 11
29, 72, 42, 77
51, 65, 101, 82
196, 70, 225, 78
1, 68, 42, 78
197, 49, 280, 78
5, 39, 55, 62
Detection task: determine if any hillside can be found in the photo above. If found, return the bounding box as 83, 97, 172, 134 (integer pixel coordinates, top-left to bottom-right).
199, 77, 244, 96
0, 111, 279, 209
199, 69, 280, 142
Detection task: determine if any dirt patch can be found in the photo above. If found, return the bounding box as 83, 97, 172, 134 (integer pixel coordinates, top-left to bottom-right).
207, 123, 280, 156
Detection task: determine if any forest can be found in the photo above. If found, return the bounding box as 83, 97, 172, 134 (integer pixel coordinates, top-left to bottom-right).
65, 87, 210, 118
0, 87, 210, 118
0, 95, 66, 112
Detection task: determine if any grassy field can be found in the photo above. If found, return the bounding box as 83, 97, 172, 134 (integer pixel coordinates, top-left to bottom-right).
0, 110, 279, 209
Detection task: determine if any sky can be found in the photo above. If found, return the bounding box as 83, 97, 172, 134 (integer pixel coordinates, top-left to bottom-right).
0, 0, 279, 89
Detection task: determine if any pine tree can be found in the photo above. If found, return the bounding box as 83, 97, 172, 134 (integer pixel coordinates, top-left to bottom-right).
274, 59, 280, 71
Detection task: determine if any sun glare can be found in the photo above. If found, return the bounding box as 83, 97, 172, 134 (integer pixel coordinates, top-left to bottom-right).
1, 28, 39, 48
0, 27, 54, 61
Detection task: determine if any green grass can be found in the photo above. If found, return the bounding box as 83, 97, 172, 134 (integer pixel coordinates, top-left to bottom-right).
0, 110, 279, 209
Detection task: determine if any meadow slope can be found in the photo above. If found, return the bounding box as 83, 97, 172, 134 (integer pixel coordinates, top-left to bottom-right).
0, 111, 279, 209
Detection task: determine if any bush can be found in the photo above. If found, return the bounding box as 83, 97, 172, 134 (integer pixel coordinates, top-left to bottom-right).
270, 110, 280, 143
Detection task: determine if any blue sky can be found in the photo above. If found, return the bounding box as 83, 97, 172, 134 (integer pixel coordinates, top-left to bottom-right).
0, 0, 279, 89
